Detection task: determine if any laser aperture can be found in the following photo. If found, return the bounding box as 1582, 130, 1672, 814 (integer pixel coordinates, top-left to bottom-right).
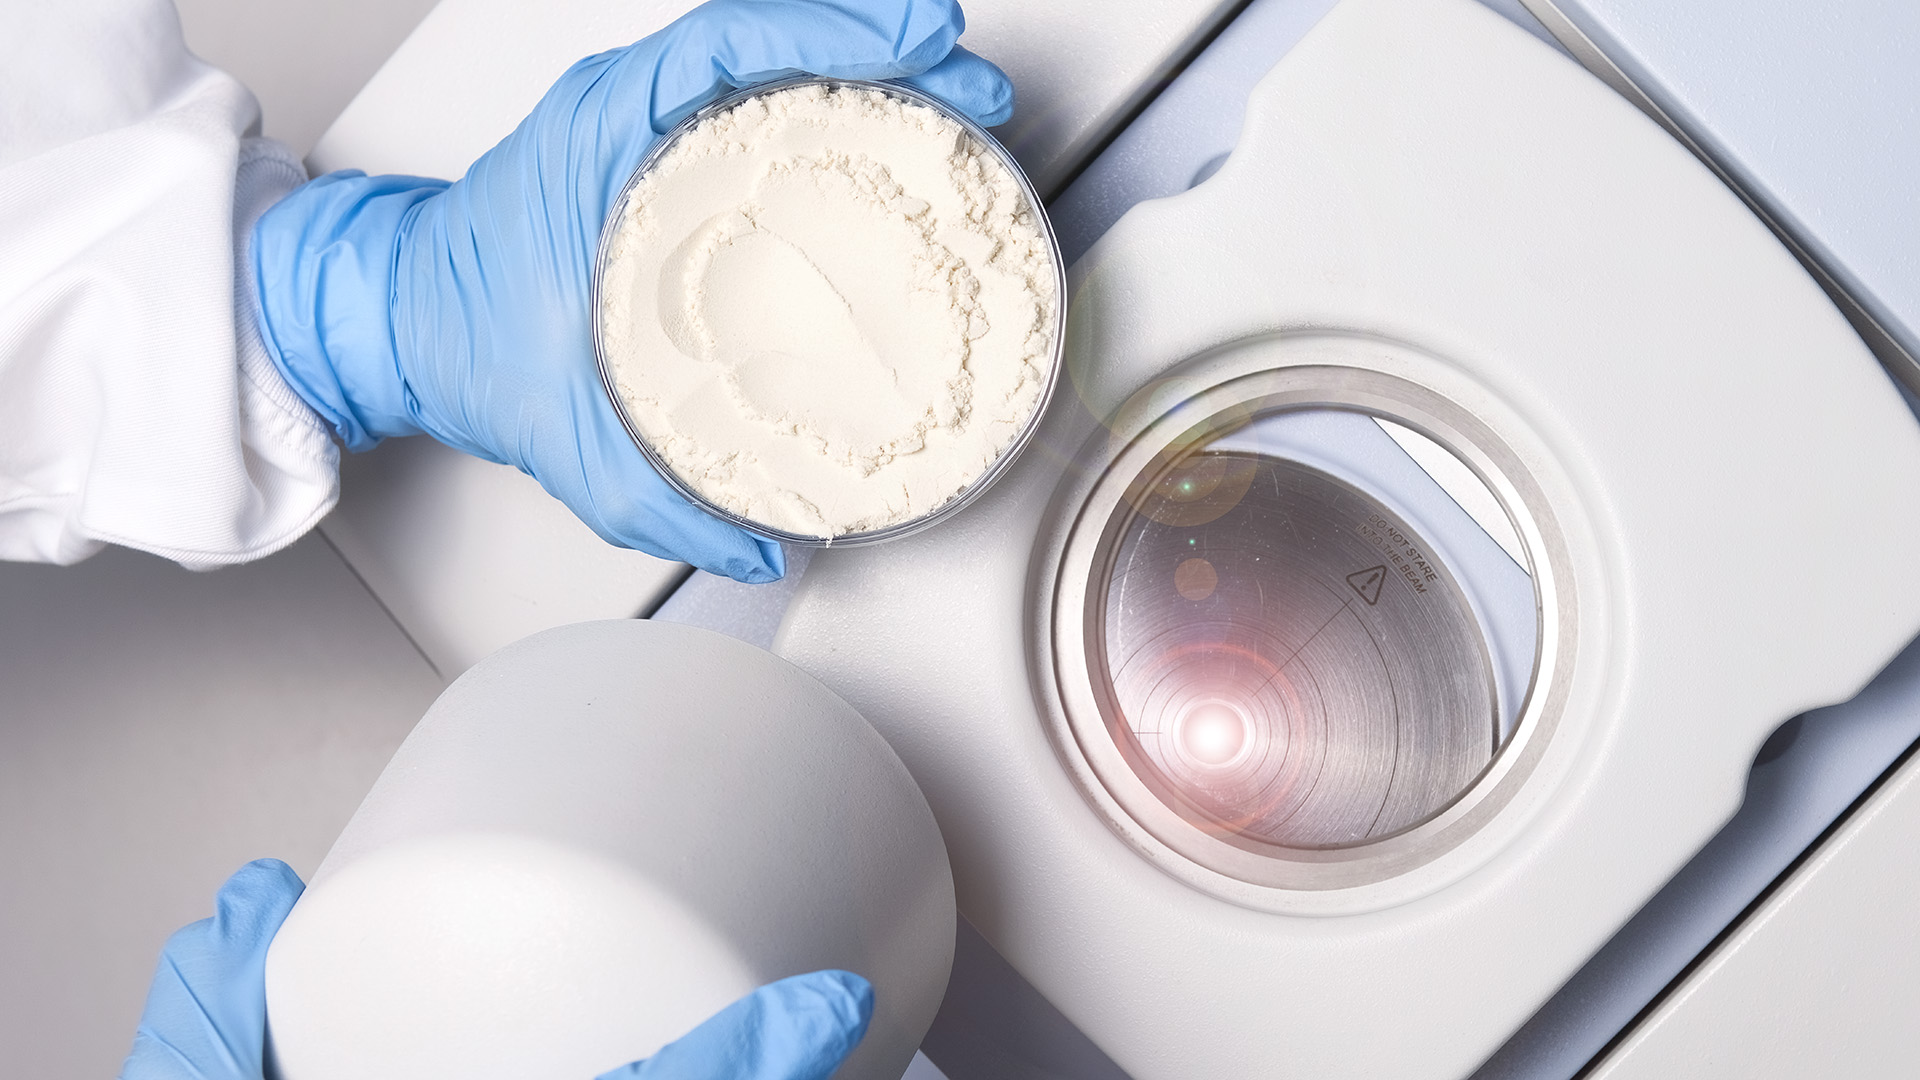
1098, 450, 1497, 849
1177, 703, 1250, 766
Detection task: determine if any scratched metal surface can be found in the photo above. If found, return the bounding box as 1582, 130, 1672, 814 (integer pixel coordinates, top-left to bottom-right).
1100, 451, 1497, 848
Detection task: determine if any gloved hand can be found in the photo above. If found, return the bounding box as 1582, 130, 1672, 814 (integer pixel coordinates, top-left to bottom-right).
252, 0, 1014, 584
120, 859, 875, 1080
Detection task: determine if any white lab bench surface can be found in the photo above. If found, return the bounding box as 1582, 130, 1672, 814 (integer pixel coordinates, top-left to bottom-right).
303, 0, 1245, 678
172, 0, 441, 157
0, 538, 442, 1080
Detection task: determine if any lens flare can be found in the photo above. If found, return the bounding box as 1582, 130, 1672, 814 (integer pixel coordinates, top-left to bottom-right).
1176, 702, 1249, 766
1174, 557, 1218, 600
1126, 453, 1259, 527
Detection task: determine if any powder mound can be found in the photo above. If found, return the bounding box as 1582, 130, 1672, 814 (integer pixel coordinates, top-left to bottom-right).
599, 83, 1058, 538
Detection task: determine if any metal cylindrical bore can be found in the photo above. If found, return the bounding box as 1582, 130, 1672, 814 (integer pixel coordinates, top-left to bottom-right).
1091, 427, 1499, 851
1046, 354, 1572, 901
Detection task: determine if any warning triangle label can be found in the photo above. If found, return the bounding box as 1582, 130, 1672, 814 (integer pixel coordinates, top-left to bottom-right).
1347, 565, 1387, 606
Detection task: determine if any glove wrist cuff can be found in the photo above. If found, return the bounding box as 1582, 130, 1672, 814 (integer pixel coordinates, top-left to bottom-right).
251, 171, 447, 451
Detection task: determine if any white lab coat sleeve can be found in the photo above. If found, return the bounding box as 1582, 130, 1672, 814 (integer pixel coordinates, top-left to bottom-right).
0, 0, 338, 569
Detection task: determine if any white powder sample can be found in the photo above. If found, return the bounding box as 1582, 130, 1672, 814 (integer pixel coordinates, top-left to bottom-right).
598, 83, 1058, 538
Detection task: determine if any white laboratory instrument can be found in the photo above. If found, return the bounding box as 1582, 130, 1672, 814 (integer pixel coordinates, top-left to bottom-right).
263, 620, 953, 1080
1590, 741, 1920, 1079
771, 0, 1920, 1075
1518, 0, 1920, 389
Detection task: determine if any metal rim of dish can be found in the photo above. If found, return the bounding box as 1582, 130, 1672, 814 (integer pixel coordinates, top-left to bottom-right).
1041, 342, 1579, 902
590, 76, 1069, 548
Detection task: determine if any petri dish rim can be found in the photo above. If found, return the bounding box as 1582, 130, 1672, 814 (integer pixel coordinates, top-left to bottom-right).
590, 76, 1069, 548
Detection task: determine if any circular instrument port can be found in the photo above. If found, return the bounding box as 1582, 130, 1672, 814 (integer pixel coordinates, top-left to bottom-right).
1096, 446, 1498, 849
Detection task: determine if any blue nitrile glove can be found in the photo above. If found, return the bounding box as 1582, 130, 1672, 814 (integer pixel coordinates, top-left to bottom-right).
120, 860, 876, 1080
252, 0, 1014, 584
120, 860, 302, 1080
592, 974, 872, 1080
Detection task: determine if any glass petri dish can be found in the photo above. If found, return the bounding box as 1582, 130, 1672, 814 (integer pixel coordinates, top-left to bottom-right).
591, 76, 1067, 547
